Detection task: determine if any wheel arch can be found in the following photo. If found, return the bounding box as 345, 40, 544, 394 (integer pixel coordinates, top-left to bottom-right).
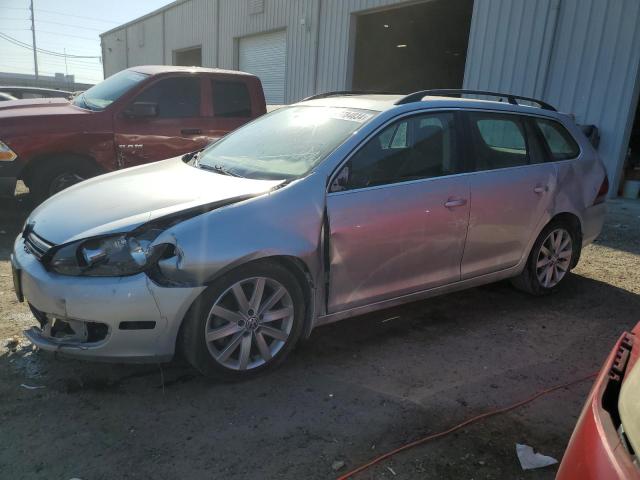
546, 211, 583, 268
19, 152, 104, 187
175, 254, 317, 357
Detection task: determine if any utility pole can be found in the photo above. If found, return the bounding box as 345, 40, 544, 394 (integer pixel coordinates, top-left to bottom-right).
29, 0, 38, 80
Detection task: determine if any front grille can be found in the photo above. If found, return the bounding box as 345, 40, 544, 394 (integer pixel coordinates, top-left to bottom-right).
23, 231, 55, 261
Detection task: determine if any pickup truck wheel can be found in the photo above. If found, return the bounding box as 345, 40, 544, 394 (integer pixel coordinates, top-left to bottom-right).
29, 158, 100, 202
181, 261, 305, 381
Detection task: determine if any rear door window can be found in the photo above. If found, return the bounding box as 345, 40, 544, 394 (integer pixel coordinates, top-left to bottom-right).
212, 80, 252, 117
134, 77, 201, 118
534, 118, 580, 160
468, 112, 530, 171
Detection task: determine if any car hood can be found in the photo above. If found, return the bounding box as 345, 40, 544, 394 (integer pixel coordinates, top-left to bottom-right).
28, 157, 283, 245
0, 97, 85, 119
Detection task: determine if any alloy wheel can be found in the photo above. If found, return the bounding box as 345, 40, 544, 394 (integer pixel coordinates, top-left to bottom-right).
536, 228, 572, 288
204, 277, 294, 370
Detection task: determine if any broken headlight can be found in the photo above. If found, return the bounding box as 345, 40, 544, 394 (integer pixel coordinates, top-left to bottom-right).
50, 229, 170, 277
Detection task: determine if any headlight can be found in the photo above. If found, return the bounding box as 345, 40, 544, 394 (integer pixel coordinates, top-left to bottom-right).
0, 141, 17, 162
50, 229, 170, 276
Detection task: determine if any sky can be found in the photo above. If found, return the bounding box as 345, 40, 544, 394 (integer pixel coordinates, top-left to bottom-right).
0, 0, 173, 85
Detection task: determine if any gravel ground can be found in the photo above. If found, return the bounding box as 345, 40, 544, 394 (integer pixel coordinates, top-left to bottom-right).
0, 192, 638, 480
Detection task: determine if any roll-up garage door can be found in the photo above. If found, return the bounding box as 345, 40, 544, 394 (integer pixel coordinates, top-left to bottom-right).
239, 30, 286, 105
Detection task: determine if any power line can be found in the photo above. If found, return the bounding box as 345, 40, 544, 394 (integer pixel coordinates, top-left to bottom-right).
35, 19, 108, 32
0, 32, 102, 58
2, 5, 125, 25
36, 29, 99, 41
35, 8, 125, 25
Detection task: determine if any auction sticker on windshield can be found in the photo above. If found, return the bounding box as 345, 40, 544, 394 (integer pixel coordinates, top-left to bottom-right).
329, 109, 374, 123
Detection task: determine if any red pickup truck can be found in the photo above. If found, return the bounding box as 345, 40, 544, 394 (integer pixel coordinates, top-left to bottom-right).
0, 66, 266, 200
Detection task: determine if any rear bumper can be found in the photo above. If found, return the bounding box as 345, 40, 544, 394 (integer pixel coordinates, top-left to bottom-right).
556, 324, 640, 479
12, 236, 205, 363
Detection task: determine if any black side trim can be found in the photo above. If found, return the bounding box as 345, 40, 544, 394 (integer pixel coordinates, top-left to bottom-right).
119, 321, 156, 330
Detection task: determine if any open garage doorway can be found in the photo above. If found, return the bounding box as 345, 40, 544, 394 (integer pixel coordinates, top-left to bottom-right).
351, 0, 474, 93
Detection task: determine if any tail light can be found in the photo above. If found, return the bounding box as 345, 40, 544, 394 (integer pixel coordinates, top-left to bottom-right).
594, 175, 609, 205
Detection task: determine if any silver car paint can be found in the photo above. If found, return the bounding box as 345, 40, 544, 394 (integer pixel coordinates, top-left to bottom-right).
28, 156, 282, 245
326, 174, 470, 312
12, 95, 607, 361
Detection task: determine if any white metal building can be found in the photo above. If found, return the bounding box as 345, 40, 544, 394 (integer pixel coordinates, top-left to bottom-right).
101, 0, 640, 195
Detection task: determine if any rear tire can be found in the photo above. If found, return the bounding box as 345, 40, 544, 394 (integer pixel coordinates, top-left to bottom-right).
512, 220, 577, 296
181, 261, 305, 381
28, 156, 100, 203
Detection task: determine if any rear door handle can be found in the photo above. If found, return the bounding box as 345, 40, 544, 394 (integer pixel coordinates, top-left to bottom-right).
181, 128, 202, 135
444, 198, 467, 208
534, 185, 549, 194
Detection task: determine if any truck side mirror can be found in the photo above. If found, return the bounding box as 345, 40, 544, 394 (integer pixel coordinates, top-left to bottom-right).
125, 102, 158, 118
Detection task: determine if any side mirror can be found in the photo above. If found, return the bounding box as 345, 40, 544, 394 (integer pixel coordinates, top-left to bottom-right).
124, 102, 158, 118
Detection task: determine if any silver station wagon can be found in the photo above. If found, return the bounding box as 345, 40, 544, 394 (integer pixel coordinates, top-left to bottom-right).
11, 89, 608, 379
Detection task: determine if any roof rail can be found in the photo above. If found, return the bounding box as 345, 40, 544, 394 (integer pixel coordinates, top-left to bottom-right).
302, 90, 398, 102
394, 89, 557, 111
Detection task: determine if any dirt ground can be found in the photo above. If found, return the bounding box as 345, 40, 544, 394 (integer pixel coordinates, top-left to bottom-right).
0, 191, 638, 480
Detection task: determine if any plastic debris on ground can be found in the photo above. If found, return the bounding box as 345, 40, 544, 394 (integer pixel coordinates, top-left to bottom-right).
20, 383, 45, 390
516, 443, 558, 470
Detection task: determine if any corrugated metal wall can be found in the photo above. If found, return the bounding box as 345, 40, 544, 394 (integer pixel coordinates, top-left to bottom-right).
126, 14, 164, 67
101, 28, 127, 76
464, 0, 640, 193
101, 0, 640, 191
163, 0, 218, 66
101, 0, 429, 102
217, 0, 316, 102
315, 0, 425, 93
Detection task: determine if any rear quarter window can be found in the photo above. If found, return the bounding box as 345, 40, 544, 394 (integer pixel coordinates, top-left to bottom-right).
212, 80, 252, 117
535, 118, 580, 160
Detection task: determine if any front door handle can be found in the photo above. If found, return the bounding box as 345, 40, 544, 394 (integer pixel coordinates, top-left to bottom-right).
444, 198, 467, 208
181, 128, 202, 135
534, 185, 549, 194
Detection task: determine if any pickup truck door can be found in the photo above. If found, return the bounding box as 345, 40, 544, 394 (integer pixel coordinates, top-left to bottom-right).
200, 77, 260, 146
113, 76, 210, 168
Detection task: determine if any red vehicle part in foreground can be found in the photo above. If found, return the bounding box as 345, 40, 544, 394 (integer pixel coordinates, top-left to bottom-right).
557, 322, 640, 479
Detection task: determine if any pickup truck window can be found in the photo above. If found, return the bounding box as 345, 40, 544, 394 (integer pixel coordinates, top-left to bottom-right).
212, 80, 251, 117
73, 70, 148, 111
196, 106, 374, 180
134, 77, 201, 118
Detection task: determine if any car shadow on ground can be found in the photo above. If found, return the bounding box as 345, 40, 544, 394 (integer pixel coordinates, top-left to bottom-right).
1, 196, 638, 479
4, 272, 638, 392
1, 272, 637, 479
0, 192, 32, 261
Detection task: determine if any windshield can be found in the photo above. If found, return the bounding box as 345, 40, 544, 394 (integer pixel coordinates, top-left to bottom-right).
196, 106, 375, 180
73, 70, 148, 111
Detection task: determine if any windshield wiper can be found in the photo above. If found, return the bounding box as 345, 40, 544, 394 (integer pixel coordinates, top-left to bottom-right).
198, 163, 244, 178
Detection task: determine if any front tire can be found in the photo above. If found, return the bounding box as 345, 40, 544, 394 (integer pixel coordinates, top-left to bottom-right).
512, 221, 576, 295
29, 157, 100, 202
181, 261, 305, 381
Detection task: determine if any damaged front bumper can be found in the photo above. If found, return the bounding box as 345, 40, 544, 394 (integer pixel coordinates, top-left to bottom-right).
11, 236, 205, 363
